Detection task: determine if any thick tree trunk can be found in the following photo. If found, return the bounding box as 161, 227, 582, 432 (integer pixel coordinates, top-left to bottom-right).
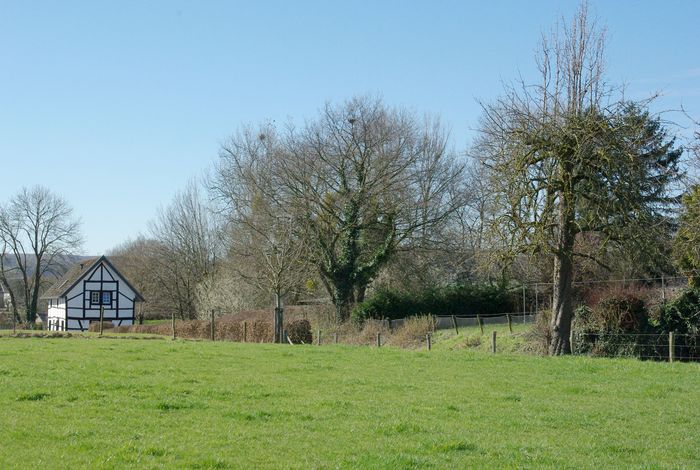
333, 282, 355, 322
550, 251, 574, 355
549, 187, 576, 355
355, 285, 366, 303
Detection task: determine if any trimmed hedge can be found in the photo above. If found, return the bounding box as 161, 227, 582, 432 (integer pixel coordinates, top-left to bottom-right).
351, 284, 515, 323
113, 318, 274, 342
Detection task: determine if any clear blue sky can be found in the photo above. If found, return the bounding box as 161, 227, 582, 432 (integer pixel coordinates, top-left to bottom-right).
1, 1, 698, 255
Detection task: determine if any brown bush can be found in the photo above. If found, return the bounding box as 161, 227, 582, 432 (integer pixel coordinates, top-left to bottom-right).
330, 319, 391, 346
249, 320, 273, 343
215, 319, 244, 341
88, 321, 115, 332
592, 294, 647, 333
524, 308, 552, 355
109, 317, 273, 343
387, 316, 435, 349
287, 319, 312, 344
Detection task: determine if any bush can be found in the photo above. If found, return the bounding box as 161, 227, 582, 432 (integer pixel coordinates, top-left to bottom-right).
111, 317, 274, 342
524, 307, 552, 355
352, 284, 514, 323
286, 319, 312, 344
572, 292, 651, 357
387, 316, 435, 349
593, 294, 648, 333
88, 321, 115, 332
653, 288, 700, 359
653, 287, 700, 334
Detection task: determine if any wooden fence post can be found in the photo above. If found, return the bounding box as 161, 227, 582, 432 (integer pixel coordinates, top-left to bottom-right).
333, 332, 338, 344
243, 321, 247, 342
669, 331, 675, 363
376, 332, 381, 347
451, 315, 459, 335
569, 330, 574, 354
426, 334, 431, 351
507, 314, 513, 334
317, 330, 321, 346
171, 309, 176, 340
522, 284, 526, 322
491, 331, 497, 354
661, 275, 666, 303
210, 309, 215, 341
477, 314, 483, 335
99, 306, 104, 336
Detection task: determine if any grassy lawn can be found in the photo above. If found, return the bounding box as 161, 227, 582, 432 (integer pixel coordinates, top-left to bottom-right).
0, 337, 698, 469
432, 322, 534, 354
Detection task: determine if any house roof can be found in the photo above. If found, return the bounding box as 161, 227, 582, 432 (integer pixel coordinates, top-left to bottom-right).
41, 255, 145, 302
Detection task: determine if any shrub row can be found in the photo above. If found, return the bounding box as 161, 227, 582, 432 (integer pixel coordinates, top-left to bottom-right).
571, 287, 700, 359
351, 284, 515, 323
112, 318, 275, 343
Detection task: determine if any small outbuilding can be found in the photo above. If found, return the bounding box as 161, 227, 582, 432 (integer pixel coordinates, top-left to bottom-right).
42, 256, 145, 331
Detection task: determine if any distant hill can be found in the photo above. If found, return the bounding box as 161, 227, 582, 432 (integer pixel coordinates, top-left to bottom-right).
1, 254, 94, 280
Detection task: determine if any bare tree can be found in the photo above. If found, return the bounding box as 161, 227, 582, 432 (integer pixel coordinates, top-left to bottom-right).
278, 97, 464, 321
109, 236, 170, 321
215, 98, 464, 322
0, 186, 82, 325
149, 181, 219, 320
475, 3, 682, 354
214, 125, 311, 309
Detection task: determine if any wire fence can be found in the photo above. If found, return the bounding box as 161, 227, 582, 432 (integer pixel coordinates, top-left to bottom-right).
382, 312, 539, 331
572, 331, 700, 362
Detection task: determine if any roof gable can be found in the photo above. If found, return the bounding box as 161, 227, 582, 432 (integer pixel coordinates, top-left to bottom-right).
41, 256, 145, 301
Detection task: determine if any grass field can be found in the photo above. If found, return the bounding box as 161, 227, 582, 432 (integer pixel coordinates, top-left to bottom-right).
0, 336, 698, 469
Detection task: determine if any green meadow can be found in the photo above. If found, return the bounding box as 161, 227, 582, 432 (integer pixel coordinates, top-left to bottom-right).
0, 336, 698, 469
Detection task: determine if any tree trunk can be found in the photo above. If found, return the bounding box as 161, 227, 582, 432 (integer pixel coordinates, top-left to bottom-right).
355, 285, 366, 303
549, 250, 574, 355
549, 186, 576, 355
333, 282, 355, 322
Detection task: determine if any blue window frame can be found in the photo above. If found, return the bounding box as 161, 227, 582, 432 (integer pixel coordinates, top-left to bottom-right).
90, 291, 112, 306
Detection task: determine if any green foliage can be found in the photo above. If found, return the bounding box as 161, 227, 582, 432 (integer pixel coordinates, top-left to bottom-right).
654, 288, 700, 334
673, 185, 700, 285
573, 289, 700, 359
351, 284, 514, 323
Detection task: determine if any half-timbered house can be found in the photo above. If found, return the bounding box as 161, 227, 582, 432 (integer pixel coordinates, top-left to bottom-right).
42, 256, 145, 331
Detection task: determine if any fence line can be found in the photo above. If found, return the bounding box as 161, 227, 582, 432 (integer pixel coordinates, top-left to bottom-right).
572, 331, 700, 362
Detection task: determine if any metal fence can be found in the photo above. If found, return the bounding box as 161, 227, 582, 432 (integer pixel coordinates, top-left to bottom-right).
384, 311, 538, 332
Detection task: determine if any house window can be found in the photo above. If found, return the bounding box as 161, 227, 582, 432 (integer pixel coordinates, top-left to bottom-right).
91, 291, 112, 306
